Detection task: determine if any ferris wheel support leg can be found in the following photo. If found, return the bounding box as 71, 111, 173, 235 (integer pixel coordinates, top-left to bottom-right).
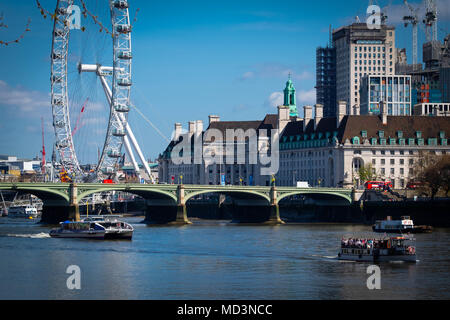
122, 134, 142, 181
99, 73, 150, 182
120, 116, 155, 183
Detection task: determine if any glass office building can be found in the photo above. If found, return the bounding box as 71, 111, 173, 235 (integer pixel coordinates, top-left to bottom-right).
360, 75, 412, 115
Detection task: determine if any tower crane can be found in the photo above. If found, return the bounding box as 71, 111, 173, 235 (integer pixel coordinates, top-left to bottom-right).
403, 0, 419, 71
423, 0, 438, 41
40, 117, 46, 178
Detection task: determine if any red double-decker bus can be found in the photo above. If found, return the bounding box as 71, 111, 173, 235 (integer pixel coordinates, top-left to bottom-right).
364, 181, 392, 190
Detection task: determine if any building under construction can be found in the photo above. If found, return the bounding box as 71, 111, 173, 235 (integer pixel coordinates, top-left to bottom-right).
316, 45, 336, 117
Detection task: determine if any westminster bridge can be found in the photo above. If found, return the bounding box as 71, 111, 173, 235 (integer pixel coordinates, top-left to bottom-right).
0, 183, 354, 224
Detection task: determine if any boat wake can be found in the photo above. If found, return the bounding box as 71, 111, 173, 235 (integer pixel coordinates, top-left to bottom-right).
6, 232, 51, 239
311, 254, 340, 260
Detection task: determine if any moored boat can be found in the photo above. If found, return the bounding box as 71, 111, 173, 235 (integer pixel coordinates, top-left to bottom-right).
7, 205, 39, 219
338, 236, 417, 262
372, 216, 432, 233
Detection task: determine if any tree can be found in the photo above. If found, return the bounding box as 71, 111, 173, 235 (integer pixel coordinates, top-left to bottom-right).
358, 164, 376, 184
413, 152, 450, 199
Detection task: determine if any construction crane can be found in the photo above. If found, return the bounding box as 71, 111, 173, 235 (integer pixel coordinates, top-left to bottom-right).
71, 98, 88, 136
403, 0, 419, 70
423, 0, 438, 41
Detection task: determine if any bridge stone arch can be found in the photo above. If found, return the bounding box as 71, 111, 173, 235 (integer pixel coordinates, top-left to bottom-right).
77, 185, 178, 204
184, 188, 271, 204
0, 183, 70, 204
277, 190, 352, 205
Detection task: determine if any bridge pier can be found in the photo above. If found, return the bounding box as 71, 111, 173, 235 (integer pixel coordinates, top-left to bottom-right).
69, 183, 80, 221
267, 186, 284, 224
174, 185, 191, 224
174, 204, 191, 224
266, 204, 284, 224
143, 185, 191, 225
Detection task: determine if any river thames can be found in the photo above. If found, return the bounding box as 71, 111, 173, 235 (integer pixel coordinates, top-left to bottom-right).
0, 217, 449, 300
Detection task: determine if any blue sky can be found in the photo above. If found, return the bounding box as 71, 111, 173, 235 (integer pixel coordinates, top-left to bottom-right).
0, 0, 449, 163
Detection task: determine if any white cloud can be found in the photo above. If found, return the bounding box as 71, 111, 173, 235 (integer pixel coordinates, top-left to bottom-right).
266, 91, 284, 108
238, 63, 313, 82
238, 71, 254, 81
296, 88, 316, 105
0, 80, 49, 113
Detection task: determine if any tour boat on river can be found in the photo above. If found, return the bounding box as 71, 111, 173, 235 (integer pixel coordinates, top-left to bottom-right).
81, 215, 134, 239
49, 221, 106, 239
338, 236, 417, 262
49, 215, 133, 239
372, 216, 432, 233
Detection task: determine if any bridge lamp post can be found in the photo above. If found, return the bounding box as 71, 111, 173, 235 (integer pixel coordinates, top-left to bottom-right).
318, 177, 322, 188
179, 174, 183, 185
271, 174, 276, 187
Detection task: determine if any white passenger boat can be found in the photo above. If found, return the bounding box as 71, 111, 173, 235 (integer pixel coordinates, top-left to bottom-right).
7, 205, 39, 219
372, 216, 432, 233
338, 236, 417, 262
81, 215, 134, 239
50, 216, 134, 240
49, 221, 106, 239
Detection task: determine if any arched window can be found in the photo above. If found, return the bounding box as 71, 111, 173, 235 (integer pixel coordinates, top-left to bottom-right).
352, 136, 360, 145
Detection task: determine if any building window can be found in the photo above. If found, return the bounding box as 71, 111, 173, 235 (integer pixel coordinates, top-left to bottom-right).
409, 159, 414, 165
400, 159, 404, 165
378, 130, 384, 138
400, 168, 404, 175
390, 159, 395, 165
381, 159, 385, 165
416, 131, 422, 138
391, 168, 395, 175
397, 131, 403, 138
381, 168, 385, 175
372, 159, 376, 165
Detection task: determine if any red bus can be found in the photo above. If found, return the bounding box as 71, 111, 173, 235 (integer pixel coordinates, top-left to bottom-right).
364, 181, 392, 190
406, 181, 423, 189
102, 179, 115, 184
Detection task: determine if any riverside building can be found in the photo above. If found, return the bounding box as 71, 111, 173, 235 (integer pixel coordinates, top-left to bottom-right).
331, 23, 396, 115
277, 102, 450, 189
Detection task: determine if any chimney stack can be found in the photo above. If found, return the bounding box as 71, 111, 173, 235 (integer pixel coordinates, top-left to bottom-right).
277, 105, 290, 133
314, 104, 323, 130
303, 105, 313, 131
336, 100, 346, 128
195, 120, 203, 134
174, 123, 182, 140
188, 121, 196, 135
208, 115, 220, 125
353, 104, 360, 116
380, 101, 387, 125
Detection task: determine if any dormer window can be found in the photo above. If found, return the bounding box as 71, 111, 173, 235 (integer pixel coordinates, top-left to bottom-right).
397, 131, 403, 138
378, 130, 384, 138
416, 131, 422, 139
361, 130, 367, 138
440, 131, 445, 139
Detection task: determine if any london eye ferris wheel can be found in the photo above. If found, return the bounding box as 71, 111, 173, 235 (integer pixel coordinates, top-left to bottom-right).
50, 0, 151, 182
